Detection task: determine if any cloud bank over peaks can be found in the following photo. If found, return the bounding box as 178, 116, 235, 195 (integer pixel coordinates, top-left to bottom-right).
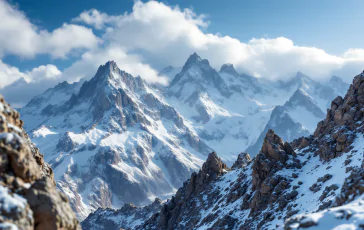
1, 0, 364, 106
73, 1, 364, 83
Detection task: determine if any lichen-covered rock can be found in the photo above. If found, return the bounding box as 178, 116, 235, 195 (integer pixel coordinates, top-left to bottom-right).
0, 95, 80, 229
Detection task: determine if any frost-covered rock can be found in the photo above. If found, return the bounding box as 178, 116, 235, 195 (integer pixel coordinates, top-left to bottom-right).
0, 95, 80, 229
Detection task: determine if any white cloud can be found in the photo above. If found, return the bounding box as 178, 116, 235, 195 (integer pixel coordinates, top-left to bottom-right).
71, 1, 364, 83
0, 60, 62, 88
0, 0, 100, 58
0, 61, 62, 107
72, 9, 122, 29
2, 0, 364, 108
62, 45, 168, 85
0, 60, 26, 87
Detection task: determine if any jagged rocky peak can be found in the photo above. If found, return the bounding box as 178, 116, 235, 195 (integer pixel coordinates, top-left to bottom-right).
141, 152, 229, 230
0, 95, 80, 229
169, 52, 231, 98
219, 63, 239, 76
159, 65, 175, 76
95, 60, 119, 77
186, 152, 228, 196
180, 52, 212, 73
87, 60, 142, 91
252, 129, 299, 190
202, 151, 229, 175
249, 129, 301, 214
260, 129, 296, 163
313, 70, 364, 160
282, 71, 314, 89
330, 75, 343, 83
285, 88, 325, 117
185, 52, 203, 64
288, 88, 312, 102
231, 152, 251, 169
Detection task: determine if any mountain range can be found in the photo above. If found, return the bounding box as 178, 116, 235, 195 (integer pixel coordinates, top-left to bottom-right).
16, 53, 350, 221
84, 70, 364, 229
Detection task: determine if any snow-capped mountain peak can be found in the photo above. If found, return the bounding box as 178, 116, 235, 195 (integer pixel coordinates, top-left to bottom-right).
169, 53, 230, 98
181, 52, 206, 70
20, 56, 352, 223
20, 61, 212, 220
219, 63, 239, 77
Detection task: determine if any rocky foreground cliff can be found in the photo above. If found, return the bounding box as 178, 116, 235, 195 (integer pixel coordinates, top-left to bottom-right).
0, 95, 80, 229
83, 71, 364, 229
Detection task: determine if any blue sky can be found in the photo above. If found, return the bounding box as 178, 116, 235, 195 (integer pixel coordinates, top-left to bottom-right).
1, 0, 364, 106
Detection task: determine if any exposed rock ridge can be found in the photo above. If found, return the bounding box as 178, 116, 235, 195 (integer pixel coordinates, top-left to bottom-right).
248, 130, 301, 215
307, 71, 364, 160
81, 198, 163, 230
0, 95, 80, 229
231, 152, 251, 169
141, 152, 229, 230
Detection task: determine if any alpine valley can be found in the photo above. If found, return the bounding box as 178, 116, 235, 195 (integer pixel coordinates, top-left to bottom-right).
15, 53, 364, 229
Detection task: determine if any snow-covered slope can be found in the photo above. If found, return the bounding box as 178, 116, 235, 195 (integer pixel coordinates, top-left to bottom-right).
158, 65, 182, 83
20, 53, 352, 223
20, 61, 211, 220
162, 54, 347, 162
82, 198, 163, 230
247, 88, 327, 155
163, 54, 274, 164
135, 70, 364, 230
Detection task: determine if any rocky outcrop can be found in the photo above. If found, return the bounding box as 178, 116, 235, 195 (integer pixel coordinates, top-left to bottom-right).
246, 106, 311, 156
312, 72, 364, 160
21, 60, 213, 219
128, 71, 364, 230
81, 198, 163, 230
0, 95, 80, 229
141, 152, 229, 230
249, 130, 301, 214
334, 166, 364, 206
231, 152, 251, 169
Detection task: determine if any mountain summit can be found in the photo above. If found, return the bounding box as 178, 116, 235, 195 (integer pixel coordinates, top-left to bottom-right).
19, 56, 353, 223
20, 61, 211, 220
130, 70, 364, 230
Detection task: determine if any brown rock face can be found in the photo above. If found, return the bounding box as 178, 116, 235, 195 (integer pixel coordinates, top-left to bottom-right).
142, 152, 228, 230
231, 153, 251, 169
313, 71, 364, 161
0, 95, 80, 229
252, 130, 300, 190
250, 130, 301, 213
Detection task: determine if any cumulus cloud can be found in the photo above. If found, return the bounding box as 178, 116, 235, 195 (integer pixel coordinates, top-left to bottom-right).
0, 60, 26, 87
3, 0, 364, 107
0, 0, 100, 58
72, 9, 122, 29
62, 45, 168, 84
0, 61, 62, 107
72, 1, 364, 83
